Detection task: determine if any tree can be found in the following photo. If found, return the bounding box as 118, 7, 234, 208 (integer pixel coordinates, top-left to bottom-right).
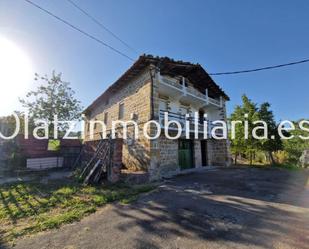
283, 121, 309, 163
230, 95, 291, 166
257, 103, 282, 164
230, 95, 260, 165
0, 112, 30, 168
0, 112, 34, 137
19, 71, 82, 137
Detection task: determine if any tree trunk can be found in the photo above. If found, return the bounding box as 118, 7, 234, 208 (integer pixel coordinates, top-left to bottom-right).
250, 152, 253, 165
234, 153, 238, 165
269, 151, 275, 165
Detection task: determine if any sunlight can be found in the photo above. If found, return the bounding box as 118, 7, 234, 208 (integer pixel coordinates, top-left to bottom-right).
0, 35, 34, 115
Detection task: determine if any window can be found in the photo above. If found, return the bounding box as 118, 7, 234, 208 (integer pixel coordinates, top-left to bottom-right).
104, 112, 108, 125
94, 119, 97, 130
118, 103, 124, 119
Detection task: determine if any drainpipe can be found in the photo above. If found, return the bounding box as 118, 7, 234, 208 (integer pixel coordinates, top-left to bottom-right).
149, 65, 156, 120
220, 96, 223, 108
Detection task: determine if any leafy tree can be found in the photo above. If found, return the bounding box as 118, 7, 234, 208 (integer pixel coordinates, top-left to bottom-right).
229, 95, 300, 166
0, 113, 30, 168
0, 112, 34, 137
257, 103, 283, 165
19, 71, 82, 137
230, 95, 260, 165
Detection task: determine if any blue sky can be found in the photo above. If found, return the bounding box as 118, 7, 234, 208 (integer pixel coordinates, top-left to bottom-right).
0, 0, 308, 121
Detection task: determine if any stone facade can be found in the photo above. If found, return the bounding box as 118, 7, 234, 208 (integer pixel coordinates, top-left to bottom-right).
207, 139, 231, 166
84, 56, 231, 181
84, 68, 152, 171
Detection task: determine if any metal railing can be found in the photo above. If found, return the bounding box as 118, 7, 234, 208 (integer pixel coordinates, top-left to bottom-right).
158, 110, 223, 136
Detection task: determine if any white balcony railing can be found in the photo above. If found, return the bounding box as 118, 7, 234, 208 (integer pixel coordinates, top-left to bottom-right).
158, 110, 223, 137
160, 76, 183, 90
158, 75, 223, 108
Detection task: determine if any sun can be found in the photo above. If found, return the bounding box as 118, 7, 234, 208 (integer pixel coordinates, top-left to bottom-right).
0, 35, 34, 115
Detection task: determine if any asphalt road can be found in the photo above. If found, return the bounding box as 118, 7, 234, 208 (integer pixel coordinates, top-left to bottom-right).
4, 167, 309, 249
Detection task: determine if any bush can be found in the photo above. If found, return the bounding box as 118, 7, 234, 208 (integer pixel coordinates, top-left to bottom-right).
274, 150, 289, 164
2, 139, 26, 169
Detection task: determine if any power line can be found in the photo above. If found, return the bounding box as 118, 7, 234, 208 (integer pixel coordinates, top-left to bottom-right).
24, 0, 134, 61
66, 0, 138, 54
209, 58, 309, 75
20, 0, 309, 76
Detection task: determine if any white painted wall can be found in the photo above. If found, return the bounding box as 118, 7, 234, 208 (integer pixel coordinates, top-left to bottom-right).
159, 96, 223, 122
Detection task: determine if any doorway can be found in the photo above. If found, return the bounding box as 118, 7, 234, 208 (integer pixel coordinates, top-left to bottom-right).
178, 139, 194, 170
198, 109, 205, 124
201, 140, 208, 166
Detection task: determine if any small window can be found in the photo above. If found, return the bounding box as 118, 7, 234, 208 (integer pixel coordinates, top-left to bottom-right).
94, 119, 97, 130
119, 103, 124, 119
104, 112, 108, 125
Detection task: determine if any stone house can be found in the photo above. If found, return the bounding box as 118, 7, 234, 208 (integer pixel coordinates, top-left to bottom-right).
84, 55, 230, 180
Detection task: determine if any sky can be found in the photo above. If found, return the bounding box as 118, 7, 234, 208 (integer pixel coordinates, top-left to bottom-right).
0, 0, 308, 121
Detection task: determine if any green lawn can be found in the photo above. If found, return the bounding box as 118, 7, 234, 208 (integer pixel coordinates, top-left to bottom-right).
0, 180, 155, 243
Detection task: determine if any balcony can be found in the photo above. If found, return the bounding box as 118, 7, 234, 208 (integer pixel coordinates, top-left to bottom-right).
158, 75, 223, 108
158, 110, 223, 137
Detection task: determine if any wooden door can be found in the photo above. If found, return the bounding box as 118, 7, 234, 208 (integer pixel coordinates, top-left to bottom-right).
178, 140, 194, 170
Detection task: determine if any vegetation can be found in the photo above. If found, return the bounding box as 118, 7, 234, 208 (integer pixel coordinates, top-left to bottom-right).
257, 102, 283, 164
282, 122, 309, 163
0, 180, 155, 243
19, 71, 83, 137
47, 139, 61, 151
229, 95, 308, 166
230, 95, 261, 165
0, 113, 27, 168
0, 72, 83, 167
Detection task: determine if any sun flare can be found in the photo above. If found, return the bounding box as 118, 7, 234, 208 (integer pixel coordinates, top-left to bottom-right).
0, 36, 34, 115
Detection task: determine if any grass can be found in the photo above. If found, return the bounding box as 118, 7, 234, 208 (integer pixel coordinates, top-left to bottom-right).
0, 180, 155, 243
272, 163, 301, 171
236, 162, 302, 171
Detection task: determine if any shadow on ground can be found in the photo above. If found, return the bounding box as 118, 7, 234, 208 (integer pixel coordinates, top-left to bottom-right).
114, 167, 309, 249
2, 167, 308, 249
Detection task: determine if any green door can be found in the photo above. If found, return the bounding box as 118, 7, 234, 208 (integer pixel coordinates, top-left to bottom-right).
178, 140, 193, 170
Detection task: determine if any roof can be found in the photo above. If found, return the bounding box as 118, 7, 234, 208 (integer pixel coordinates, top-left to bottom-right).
85, 54, 229, 113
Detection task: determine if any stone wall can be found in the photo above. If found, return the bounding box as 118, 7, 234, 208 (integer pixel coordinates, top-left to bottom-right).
159, 136, 178, 167
194, 140, 202, 168
207, 139, 230, 166
84, 68, 152, 171
121, 126, 151, 171
149, 136, 206, 180
108, 139, 123, 183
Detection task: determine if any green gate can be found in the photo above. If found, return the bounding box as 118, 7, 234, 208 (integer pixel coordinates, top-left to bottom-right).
178, 140, 194, 170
